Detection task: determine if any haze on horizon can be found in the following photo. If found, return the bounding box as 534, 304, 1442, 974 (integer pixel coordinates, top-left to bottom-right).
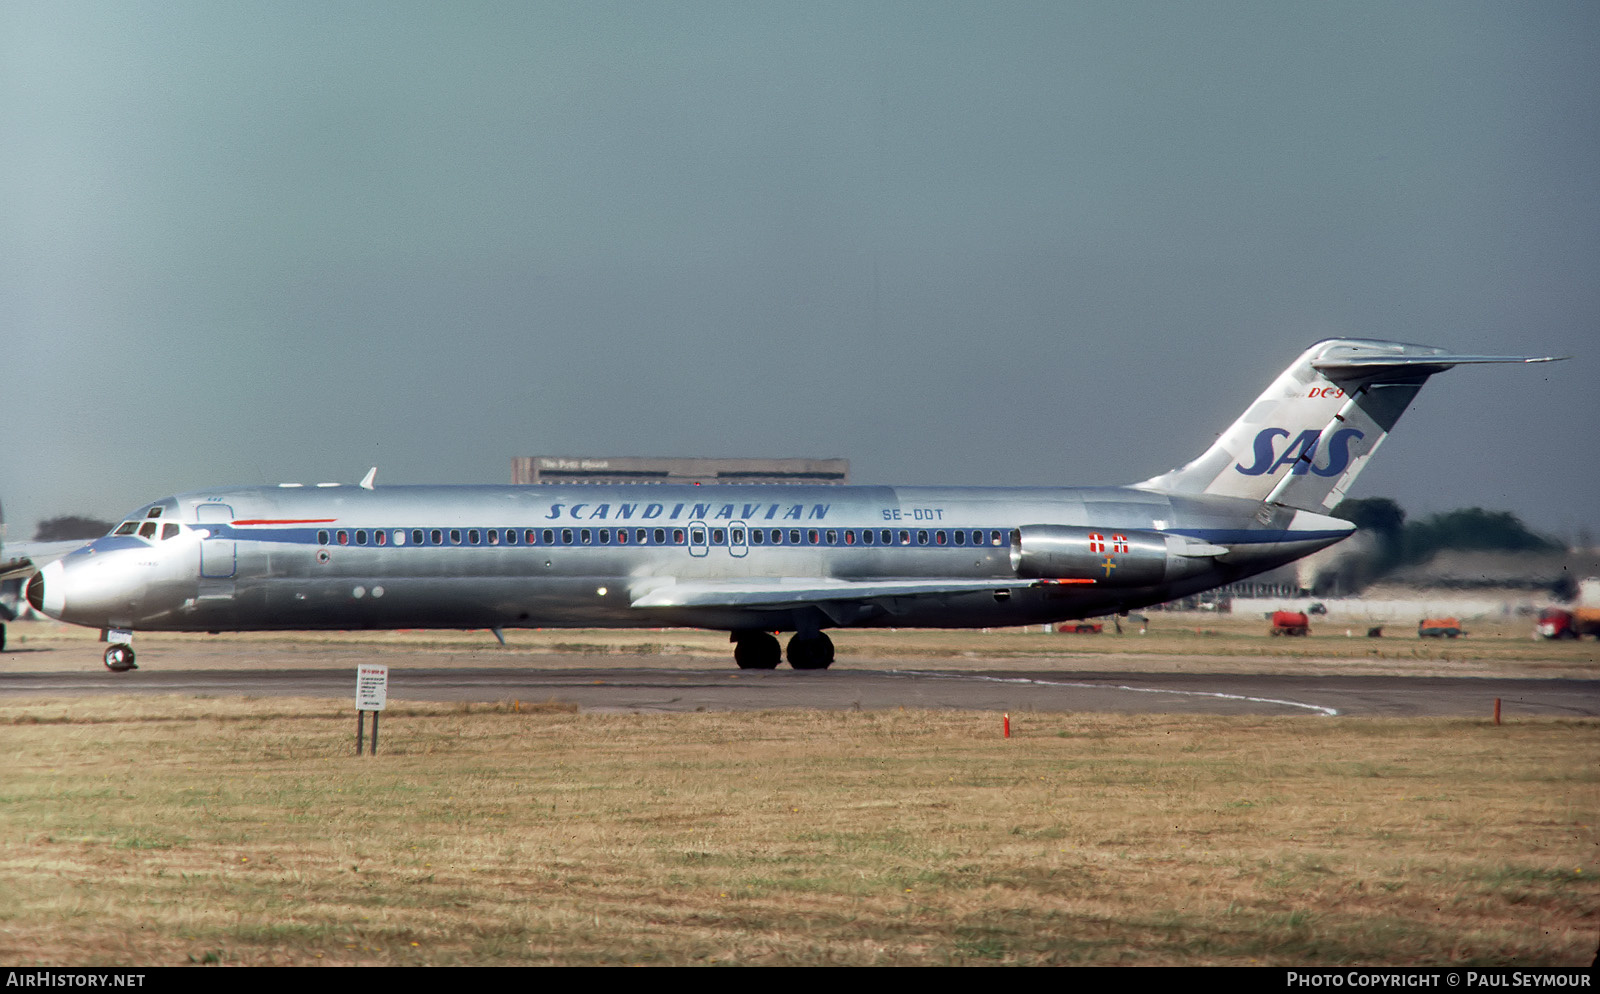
3, 3, 1595, 543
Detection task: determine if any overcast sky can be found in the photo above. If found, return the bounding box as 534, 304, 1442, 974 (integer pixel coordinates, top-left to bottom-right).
3, 2, 1596, 542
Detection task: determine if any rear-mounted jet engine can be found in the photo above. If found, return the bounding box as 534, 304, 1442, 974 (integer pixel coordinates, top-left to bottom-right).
1009, 525, 1223, 586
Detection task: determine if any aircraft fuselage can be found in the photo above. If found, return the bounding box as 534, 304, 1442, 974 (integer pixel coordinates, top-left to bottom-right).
30, 482, 1348, 635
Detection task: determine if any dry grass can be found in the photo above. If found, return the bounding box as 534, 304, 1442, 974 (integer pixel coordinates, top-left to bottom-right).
0, 697, 1593, 966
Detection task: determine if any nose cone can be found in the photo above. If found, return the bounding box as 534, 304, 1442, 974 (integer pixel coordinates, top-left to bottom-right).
26, 560, 65, 619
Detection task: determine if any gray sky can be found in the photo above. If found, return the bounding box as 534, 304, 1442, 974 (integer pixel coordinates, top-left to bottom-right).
3, 2, 1596, 541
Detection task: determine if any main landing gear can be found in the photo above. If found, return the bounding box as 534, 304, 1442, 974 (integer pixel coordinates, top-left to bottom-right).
104, 644, 137, 672
730, 630, 834, 670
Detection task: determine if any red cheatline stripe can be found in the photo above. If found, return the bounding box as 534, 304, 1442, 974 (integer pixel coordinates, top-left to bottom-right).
1035, 578, 1097, 585
231, 518, 338, 526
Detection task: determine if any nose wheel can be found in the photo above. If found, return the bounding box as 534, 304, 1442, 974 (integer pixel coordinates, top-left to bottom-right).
104, 644, 137, 672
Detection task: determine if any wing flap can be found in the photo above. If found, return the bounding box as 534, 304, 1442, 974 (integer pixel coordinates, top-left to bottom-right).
630, 577, 1040, 609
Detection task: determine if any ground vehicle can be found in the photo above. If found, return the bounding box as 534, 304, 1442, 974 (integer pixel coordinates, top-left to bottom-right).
1270, 611, 1309, 636
1536, 607, 1600, 640
1418, 617, 1463, 638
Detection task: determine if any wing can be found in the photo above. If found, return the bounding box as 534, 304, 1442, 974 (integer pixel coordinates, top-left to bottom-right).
0, 540, 88, 582
630, 577, 1047, 610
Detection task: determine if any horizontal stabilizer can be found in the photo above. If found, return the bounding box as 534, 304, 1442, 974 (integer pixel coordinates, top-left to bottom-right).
1312, 348, 1566, 378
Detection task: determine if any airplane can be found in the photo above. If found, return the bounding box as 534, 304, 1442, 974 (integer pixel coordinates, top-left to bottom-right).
22, 339, 1564, 672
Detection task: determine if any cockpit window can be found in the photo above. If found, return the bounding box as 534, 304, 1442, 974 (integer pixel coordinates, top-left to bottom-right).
146, 507, 163, 518
139, 522, 158, 539
162, 523, 180, 540
115, 522, 140, 536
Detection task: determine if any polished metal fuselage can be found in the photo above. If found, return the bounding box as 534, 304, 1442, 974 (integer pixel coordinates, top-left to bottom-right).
40, 482, 1348, 635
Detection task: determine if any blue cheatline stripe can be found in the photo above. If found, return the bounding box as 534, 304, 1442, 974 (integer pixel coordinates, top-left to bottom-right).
97, 524, 1349, 552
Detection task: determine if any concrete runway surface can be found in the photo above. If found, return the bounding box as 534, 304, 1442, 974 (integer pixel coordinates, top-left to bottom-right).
2, 643, 1595, 718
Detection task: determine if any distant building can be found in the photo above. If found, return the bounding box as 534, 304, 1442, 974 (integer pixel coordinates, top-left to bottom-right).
512, 456, 849, 487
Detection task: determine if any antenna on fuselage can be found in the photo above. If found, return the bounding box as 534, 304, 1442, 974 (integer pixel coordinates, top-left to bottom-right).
359, 467, 377, 490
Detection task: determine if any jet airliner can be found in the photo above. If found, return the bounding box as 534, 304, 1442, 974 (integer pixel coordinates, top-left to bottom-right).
23, 339, 1562, 671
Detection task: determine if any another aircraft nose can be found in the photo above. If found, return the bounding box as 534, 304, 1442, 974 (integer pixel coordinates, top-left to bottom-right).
25, 560, 66, 619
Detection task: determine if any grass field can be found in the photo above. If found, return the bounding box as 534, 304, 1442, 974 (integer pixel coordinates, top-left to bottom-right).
0, 696, 1594, 966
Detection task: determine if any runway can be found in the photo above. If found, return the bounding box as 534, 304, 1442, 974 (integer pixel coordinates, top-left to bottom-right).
3, 661, 1595, 718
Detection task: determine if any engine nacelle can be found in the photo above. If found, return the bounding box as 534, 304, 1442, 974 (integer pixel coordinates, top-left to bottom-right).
1009, 525, 1221, 587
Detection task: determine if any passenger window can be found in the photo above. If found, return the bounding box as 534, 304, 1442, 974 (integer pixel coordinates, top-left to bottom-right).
355, 530, 367, 545
412, 530, 424, 545
771, 529, 783, 545
861, 530, 872, 545
711, 529, 724, 545
732, 528, 744, 544
899, 530, 910, 545
506, 529, 517, 545
580, 529, 592, 544
488, 529, 499, 545
450, 529, 462, 544
991, 530, 1003, 546
917, 530, 928, 545
162, 523, 180, 540
636, 529, 647, 544
318, 530, 330, 545
953, 530, 965, 546
376, 531, 387, 546
935, 531, 947, 545
431, 529, 443, 545
599, 529, 611, 544
544, 529, 555, 545
751, 529, 764, 545
616, 529, 627, 544
653, 529, 666, 544
790, 530, 802, 545
691, 528, 705, 545
468, 529, 480, 545
673, 529, 685, 544
561, 529, 573, 544
338, 530, 350, 545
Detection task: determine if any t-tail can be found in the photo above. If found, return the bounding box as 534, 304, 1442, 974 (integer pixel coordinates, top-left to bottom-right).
1136, 339, 1564, 513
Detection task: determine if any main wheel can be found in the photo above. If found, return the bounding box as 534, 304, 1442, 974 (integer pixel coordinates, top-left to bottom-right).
732, 631, 781, 670
786, 632, 834, 670
104, 644, 137, 672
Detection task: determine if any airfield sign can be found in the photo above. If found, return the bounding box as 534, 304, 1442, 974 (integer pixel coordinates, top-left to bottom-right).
355, 664, 388, 755
356, 664, 388, 711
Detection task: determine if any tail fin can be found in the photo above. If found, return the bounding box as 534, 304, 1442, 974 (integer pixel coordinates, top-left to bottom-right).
1135, 339, 1564, 512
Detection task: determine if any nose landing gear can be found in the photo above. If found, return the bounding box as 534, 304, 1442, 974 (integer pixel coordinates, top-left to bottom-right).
104, 644, 137, 672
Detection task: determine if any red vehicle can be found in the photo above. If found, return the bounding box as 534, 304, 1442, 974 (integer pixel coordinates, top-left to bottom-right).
1270, 611, 1309, 636
1536, 607, 1600, 640
1057, 622, 1104, 634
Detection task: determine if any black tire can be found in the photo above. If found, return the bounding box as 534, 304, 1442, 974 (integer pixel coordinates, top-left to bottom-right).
732, 631, 781, 670
104, 645, 136, 672
786, 632, 834, 670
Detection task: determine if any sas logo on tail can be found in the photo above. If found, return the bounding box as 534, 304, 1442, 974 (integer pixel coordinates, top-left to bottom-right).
1235, 427, 1366, 477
